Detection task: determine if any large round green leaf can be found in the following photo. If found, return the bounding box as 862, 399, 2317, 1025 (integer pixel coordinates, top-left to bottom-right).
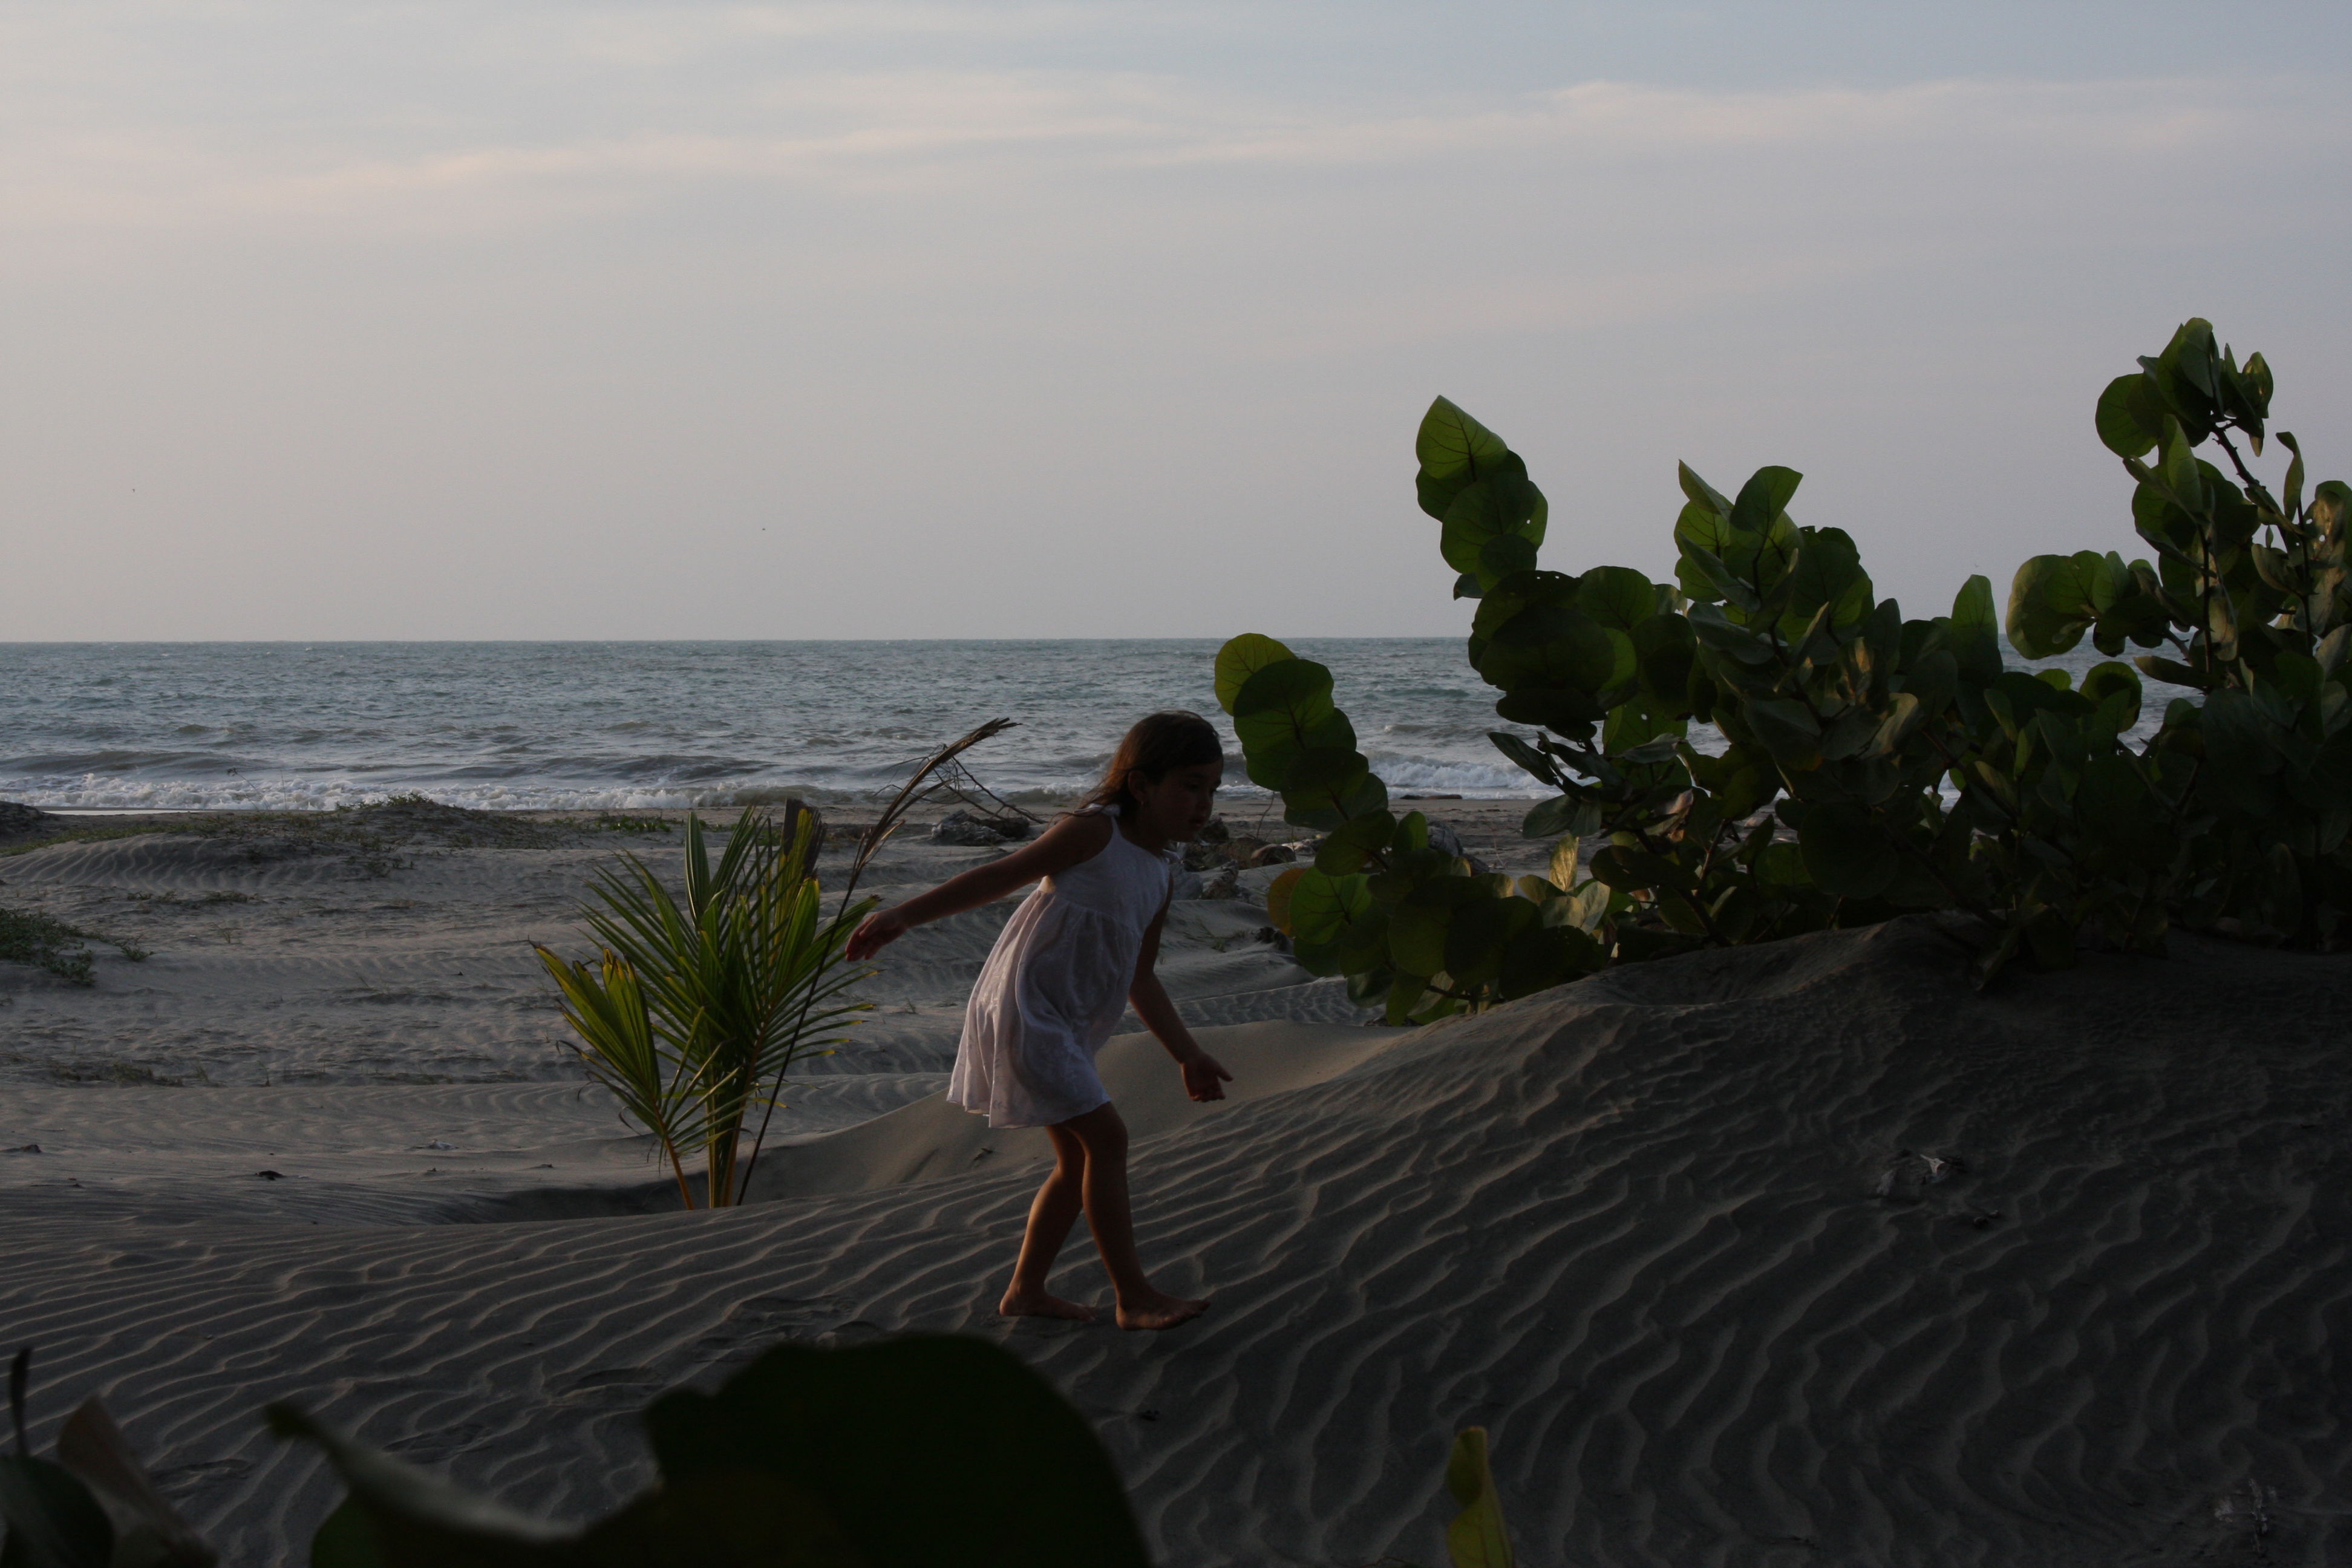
1345, 965, 1396, 1008
641, 1334, 1152, 1568
2135, 658, 2201, 691
2074, 753, 2158, 851
2314, 480, 2351, 541
1632, 613, 1696, 709
1290, 935, 1347, 978
1213, 634, 1296, 716
1486, 730, 1553, 789
1498, 924, 1601, 998
1387, 878, 1487, 976
1364, 853, 1430, 908
1230, 660, 1339, 786
2095, 371, 2165, 459
2092, 591, 2170, 654
1753, 840, 1809, 887
1950, 573, 2003, 686
1468, 568, 1576, 665
1521, 792, 1601, 840
1416, 397, 1516, 521
1331, 903, 1393, 973
1315, 809, 1399, 874
1730, 465, 1803, 537
1865, 691, 1926, 760
1703, 743, 1775, 821
1674, 492, 1733, 578
1602, 695, 1684, 756
1284, 766, 1387, 831
1477, 532, 1540, 584
1546, 835, 1580, 891
2006, 554, 2103, 660
1577, 566, 1656, 635
1446, 893, 1536, 987
1286, 867, 1371, 944
1780, 526, 1873, 636
1476, 601, 1615, 696
1230, 656, 1333, 724
1795, 803, 1899, 898
1384, 973, 1435, 1025
0, 1455, 116, 1568
1739, 696, 1824, 770
1264, 866, 1308, 935
1280, 745, 1371, 793
1494, 688, 1604, 734
1241, 709, 1354, 791
2081, 660, 2143, 731
1440, 470, 1547, 583
1590, 843, 1697, 896
1678, 461, 1734, 515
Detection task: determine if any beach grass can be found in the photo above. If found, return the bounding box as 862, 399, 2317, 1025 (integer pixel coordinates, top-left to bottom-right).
0, 906, 148, 985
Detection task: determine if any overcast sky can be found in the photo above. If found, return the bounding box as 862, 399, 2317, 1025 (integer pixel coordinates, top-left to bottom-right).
5, 2, 2348, 641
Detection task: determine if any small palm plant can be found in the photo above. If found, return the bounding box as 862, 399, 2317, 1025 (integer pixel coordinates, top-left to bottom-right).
536, 807, 872, 1209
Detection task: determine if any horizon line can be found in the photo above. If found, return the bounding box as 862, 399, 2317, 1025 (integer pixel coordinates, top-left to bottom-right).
0, 635, 1469, 647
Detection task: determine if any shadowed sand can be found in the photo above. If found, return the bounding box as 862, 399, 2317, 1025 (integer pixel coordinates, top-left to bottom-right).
4, 809, 2350, 1564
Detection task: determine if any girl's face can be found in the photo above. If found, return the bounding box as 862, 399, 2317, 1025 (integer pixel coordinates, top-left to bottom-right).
1130, 758, 1223, 842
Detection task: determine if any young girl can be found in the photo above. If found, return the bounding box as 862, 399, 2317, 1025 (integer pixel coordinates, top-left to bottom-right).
846, 711, 1233, 1331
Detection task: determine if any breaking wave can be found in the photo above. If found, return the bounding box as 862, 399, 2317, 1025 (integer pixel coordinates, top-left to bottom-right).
0, 639, 1552, 812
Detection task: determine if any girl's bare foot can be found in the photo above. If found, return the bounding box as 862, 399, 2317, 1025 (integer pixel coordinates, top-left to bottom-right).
999, 1290, 1096, 1322
1114, 1291, 1210, 1331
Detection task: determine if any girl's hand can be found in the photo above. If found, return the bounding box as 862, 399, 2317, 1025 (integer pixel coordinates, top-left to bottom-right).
846, 908, 909, 962
1179, 1054, 1233, 1103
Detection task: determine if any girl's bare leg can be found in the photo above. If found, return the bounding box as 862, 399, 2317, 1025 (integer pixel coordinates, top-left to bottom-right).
1000, 1123, 1096, 1321
1060, 1102, 1210, 1330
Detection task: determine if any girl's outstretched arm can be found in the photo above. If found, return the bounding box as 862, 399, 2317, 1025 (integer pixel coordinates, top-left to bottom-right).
846, 812, 1114, 960
1129, 907, 1233, 1102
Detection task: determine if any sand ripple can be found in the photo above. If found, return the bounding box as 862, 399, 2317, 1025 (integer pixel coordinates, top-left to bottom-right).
7, 918, 2349, 1564
1, 829, 1356, 1086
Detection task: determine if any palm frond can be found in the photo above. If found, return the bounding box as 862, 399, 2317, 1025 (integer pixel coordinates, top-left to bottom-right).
736, 720, 1013, 1196
843, 717, 1018, 910
532, 946, 708, 1208
546, 733, 1013, 1209
540, 802, 875, 1208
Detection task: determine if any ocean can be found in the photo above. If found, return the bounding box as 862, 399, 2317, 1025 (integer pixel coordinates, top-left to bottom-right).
0, 639, 1541, 812
0, 638, 2151, 814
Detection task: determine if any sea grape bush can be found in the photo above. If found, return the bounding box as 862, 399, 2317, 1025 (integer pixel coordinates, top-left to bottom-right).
2, 1340, 1517, 1568
2021, 320, 2352, 941
1217, 632, 1596, 1021
1230, 319, 2351, 1014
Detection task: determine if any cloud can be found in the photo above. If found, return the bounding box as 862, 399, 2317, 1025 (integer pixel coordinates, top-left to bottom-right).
1144, 72, 2314, 168
4, 60, 2340, 247
570, 2, 1152, 59
4, 5, 2348, 638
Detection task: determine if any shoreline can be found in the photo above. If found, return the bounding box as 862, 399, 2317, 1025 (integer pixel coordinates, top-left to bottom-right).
1, 794, 1560, 864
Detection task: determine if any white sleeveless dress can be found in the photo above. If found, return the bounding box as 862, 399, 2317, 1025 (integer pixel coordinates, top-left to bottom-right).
947, 806, 1178, 1129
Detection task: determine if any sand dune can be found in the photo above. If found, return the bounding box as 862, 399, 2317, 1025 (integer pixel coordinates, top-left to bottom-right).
0, 1075, 952, 1226
742, 1019, 1402, 1200
8, 906, 2349, 1566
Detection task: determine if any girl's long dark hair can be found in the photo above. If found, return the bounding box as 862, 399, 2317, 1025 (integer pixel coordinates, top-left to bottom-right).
1080, 711, 1225, 814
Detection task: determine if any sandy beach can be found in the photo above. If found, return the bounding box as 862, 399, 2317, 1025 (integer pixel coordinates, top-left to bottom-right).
4, 797, 2349, 1564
